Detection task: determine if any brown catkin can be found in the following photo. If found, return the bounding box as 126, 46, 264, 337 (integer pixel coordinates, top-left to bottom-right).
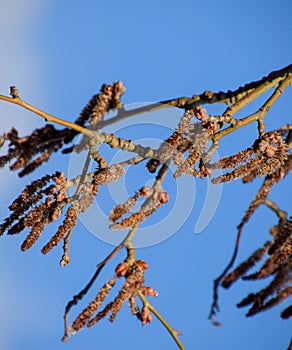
21, 221, 46, 251
222, 241, 272, 288
250, 287, 292, 315
41, 204, 78, 254
146, 131, 182, 173
109, 193, 140, 222
109, 268, 145, 322
281, 305, 292, 319
110, 211, 150, 230
70, 278, 116, 332
87, 302, 114, 328
269, 218, 292, 255
94, 164, 124, 186
212, 149, 254, 170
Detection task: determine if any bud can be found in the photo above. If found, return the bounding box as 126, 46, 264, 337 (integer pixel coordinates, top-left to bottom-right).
115, 262, 129, 277
46, 197, 54, 207
56, 188, 67, 202
142, 286, 158, 297
135, 260, 148, 271
140, 186, 153, 198
114, 81, 126, 95
194, 106, 209, 123
141, 306, 152, 326
158, 190, 169, 204
53, 171, 66, 185
265, 144, 277, 158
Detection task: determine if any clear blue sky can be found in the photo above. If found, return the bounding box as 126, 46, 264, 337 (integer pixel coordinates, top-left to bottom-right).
0, 1, 291, 350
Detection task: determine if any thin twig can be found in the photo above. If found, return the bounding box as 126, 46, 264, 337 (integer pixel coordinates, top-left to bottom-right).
221, 72, 292, 121
60, 228, 74, 267
0, 91, 95, 137
215, 73, 292, 141
209, 223, 244, 325
117, 155, 145, 167
97, 64, 292, 128
137, 290, 185, 350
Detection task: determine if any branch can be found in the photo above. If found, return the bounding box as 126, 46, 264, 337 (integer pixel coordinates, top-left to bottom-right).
214, 72, 292, 141
97, 63, 292, 128
0, 87, 94, 137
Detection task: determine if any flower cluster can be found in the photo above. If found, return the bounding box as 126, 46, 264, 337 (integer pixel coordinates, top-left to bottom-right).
67, 259, 157, 337
222, 217, 292, 318
0, 171, 67, 238
66, 81, 126, 153
0, 164, 125, 264
146, 108, 214, 178
211, 131, 289, 184
193, 105, 219, 133
109, 186, 169, 230
0, 81, 126, 176
209, 153, 291, 325
240, 154, 291, 227
0, 126, 68, 177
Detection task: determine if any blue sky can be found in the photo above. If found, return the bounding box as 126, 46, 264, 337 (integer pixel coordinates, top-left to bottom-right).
0, 1, 291, 350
